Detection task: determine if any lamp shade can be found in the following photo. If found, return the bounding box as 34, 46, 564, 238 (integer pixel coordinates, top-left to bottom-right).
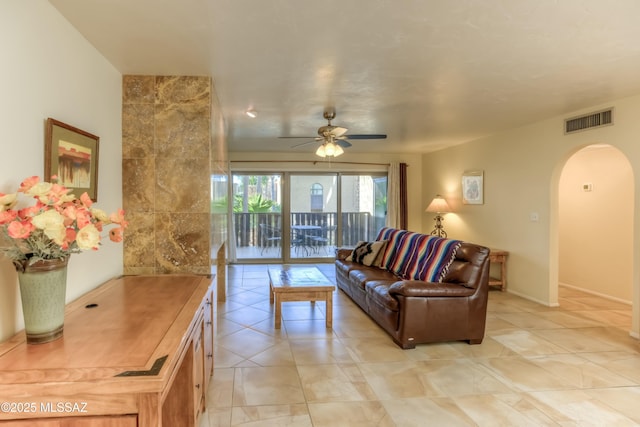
425, 195, 451, 213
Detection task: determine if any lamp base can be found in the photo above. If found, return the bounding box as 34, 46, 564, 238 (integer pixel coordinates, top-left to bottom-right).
430, 215, 447, 238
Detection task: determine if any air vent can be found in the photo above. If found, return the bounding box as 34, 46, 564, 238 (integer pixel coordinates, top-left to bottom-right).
564, 108, 613, 134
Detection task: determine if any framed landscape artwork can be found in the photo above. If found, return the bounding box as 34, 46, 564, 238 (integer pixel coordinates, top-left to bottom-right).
462, 170, 484, 205
45, 118, 99, 201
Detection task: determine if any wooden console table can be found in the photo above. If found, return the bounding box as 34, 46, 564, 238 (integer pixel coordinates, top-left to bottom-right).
0, 274, 215, 426
488, 249, 509, 291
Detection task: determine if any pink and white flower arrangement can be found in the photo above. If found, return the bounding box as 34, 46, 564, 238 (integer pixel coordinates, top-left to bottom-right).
0, 176, 127, 271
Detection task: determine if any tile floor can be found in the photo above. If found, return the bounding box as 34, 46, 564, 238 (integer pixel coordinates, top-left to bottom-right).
201, 263, 640, 426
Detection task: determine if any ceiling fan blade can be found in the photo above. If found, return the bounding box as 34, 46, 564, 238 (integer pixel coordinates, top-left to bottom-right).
332, 126, 348, 137
335, 139, 352, 148
279, 136, 317, 139
291, 139, 320, 148
344, 134, 387, 140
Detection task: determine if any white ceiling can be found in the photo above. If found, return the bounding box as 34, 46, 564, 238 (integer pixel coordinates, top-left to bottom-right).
50, 0, 640, 154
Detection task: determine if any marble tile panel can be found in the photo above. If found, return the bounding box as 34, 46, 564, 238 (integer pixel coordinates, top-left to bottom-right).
221, 306, 273, 328
155, 75, 210, 105
122, 75, 155, 104
155, 156, 210, 213
122, 103, 154, 158
154, 103, 210, 159
122, 211, 155, 268
154, 212, 210, 272
122, 158, 155, 212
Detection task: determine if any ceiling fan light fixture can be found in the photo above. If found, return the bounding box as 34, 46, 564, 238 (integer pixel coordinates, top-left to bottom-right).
324, 141, 337, 156
245, 109, 257, 118
315, 144, 327, 157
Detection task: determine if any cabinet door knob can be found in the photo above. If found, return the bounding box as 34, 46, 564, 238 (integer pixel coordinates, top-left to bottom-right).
195, 383, 200, 389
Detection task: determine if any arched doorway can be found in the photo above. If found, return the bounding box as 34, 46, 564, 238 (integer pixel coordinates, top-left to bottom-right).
556, 143, 634, 319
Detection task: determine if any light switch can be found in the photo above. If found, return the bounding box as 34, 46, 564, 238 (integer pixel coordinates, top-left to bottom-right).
530, 212, 539, 222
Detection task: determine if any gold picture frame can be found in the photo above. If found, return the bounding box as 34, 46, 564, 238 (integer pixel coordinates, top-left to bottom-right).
45, 118, 99, 201
462, 170, 484, 205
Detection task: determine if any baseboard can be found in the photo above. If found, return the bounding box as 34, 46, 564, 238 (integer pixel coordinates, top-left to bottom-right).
506, 288, 559, 307
559, 282, 632, 306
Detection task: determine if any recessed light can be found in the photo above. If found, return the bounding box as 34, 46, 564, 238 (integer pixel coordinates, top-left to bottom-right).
245, 109, 257, 118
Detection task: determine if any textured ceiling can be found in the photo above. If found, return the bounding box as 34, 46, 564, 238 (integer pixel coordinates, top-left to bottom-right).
50, 0, 640, 154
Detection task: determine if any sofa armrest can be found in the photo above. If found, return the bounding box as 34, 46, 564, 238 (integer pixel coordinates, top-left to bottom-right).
389, 280, 476, 298
335, 248, 353, 260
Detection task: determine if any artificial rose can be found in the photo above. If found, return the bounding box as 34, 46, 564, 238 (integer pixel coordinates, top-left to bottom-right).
76, 224, 100, 250
0, 193, 17, 211
1, 176, 126, 264
7, 221, 34, 239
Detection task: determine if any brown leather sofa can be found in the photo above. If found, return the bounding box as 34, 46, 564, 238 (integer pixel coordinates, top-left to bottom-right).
335, 228, 491, 349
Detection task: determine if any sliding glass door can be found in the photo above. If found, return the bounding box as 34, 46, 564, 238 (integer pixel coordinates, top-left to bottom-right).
229, 171, 386, 263
231, 173, 282, 261
289, 174, 338, 260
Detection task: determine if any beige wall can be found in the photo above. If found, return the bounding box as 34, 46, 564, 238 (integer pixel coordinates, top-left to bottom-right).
559, 145, 633, 302
422, 96, 640, 338
0, 1, 123, 340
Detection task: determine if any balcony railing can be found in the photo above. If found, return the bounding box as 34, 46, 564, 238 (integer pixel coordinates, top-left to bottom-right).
231, 212, 382, 255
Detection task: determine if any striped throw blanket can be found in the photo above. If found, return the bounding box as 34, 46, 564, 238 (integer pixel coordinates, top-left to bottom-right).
376, 227, 462, 283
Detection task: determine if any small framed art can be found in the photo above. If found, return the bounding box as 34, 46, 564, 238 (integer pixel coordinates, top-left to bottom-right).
45, 118, 100, 201
462, 170, 484, 205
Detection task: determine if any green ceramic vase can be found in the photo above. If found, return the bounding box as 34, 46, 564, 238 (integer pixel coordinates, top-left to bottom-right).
17, 257, 68, 344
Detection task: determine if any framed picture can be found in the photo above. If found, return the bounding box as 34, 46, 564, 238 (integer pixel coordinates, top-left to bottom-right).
45, 118, 99, 201
462, 170, 484, 205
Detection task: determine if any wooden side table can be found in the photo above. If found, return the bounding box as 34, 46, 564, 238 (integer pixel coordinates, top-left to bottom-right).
488, 249, 509, 291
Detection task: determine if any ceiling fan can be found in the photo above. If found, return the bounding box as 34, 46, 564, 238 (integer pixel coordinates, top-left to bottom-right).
280, 109, 387, 156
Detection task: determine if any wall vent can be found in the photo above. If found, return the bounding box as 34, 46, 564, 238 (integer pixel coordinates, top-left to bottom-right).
564, 108, 613, 134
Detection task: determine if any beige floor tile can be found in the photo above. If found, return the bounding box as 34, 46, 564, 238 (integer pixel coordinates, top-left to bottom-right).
233, 366, 306, 406
494, 312, 566, 329
478, 356, 573, 391
289, 338, 356, 365
297, 363, 378, 402
230, 404, 312, 427
382, 396, 477, 427
307, 401, 395, 427
528, 389, 639, 426
452, 393, 558, 426
206, 265, 639, 427
490, 330, 568, 356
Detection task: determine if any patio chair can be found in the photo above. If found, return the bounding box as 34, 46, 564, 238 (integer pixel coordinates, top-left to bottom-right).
259, 224, 281, 255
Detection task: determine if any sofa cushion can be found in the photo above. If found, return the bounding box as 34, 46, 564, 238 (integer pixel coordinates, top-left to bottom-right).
365, 280, 399, 311
346, 240, 387, 266
348, 268, 399, 290
404, 236, 462, 282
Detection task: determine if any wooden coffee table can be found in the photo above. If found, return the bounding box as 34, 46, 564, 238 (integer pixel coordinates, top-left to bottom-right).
268, 266, 335, 329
